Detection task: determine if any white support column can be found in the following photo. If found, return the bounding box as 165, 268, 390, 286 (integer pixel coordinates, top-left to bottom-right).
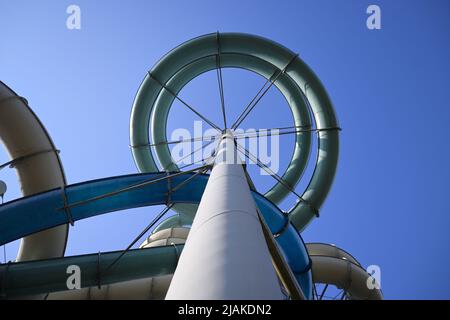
166, 131, 283, 300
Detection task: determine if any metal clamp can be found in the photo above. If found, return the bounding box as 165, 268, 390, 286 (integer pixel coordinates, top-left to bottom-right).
129, 144, 150, 149
97, 251, 102, 289
282, 53, 299, 74
0, 95, 28, 106
166, 171, 172, 206
0, 149, 60, 171
316, 126, 342, 133
60, 186, 74, 226
289, 197, 319, 218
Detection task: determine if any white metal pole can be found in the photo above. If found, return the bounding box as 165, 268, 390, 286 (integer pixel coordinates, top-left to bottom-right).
166, 130, 283, 300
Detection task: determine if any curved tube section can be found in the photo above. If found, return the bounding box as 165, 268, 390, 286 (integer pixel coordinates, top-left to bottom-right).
306, 243, 361, 266
0, 172, 206, 246
306, 243, 382, 300
140, 226, 189, 248
130, 33, 339, 231
47, 227, 311, 300
0, 173, 312, 298
49, 228, 191, 300
151, 214, 194, 233
46, 276, 173, 300
0, 244, 182, 299
46, 228, 189, 300
131, 33, 312, 208
149, 54, 312, 205
0, 81, 68, 262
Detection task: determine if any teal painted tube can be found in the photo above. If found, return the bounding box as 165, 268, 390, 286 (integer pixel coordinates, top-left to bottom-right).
131, 33, 312, 211
0, 244, 183, 298
130, 33, 339, 231
150, 53, 312, 206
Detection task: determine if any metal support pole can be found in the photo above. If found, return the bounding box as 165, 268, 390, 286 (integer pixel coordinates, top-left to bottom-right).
166, 130, 283, 299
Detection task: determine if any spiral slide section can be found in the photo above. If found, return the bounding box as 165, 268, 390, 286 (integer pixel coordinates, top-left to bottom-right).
0, 81, 68, 262
130, 32, 340, 232
307, 243, 383, 300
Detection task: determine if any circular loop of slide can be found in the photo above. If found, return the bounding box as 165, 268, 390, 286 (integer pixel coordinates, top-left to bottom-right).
130, 32, 339, 231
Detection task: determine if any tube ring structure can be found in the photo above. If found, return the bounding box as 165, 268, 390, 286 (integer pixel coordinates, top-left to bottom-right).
130, 32, 339, 231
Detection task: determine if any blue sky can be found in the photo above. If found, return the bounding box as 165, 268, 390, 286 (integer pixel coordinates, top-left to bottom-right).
1, 0, 450, 299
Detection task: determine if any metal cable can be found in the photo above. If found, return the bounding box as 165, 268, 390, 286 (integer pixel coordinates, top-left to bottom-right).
231, 53, 299, 130
0, 149, 60, 171
233, 126, 341, 140
103, 204, 174, 273
130, 133, 220, 149
230, 73, 274, 130
163, 139, 218, 172
216, 32, 227, 129
148, 72, 222, 132
169, 165, 211, 193
236, 144, 302, 198
58, 164, 210, 212
236, 144, 319, 217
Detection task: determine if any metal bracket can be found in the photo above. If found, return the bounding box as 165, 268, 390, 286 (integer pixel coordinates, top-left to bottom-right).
282, 53, 299, 73
216, 31, 222, 55
266, 53, 299, 83
273, 214, 290, 238
316, 126, 342, 133
0, 95, 28, 106
129, 144, 150, 149
299, 197, 320, 218
215, 31, 222, 66
97, 251, 102, 289
166, 171, 172, 206
60, 186, 74, 226
0, 149, 60, 171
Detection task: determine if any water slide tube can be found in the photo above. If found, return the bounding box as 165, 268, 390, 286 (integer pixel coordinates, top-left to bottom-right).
49, 237, 384, 300
0, 33, 339, 299
130, 32, 339, 232
2, 242, 182, 299
0, 172, 312, 299
47, 228, 189, 300
5, 231, 382, 300
307, 243, 383, 300
0, 81, 68, 262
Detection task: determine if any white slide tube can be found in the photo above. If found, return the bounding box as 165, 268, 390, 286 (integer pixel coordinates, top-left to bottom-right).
0, 82, 68, 262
